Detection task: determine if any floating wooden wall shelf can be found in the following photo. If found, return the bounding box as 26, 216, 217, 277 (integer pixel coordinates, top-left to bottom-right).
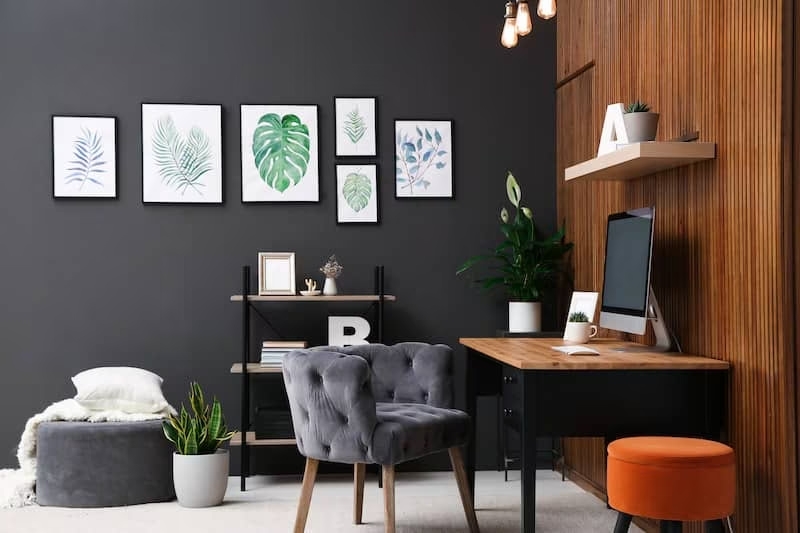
564, 142, 716, 182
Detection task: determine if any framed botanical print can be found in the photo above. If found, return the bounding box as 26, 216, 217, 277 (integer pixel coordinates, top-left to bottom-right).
335, 97, 377, 157
52, 115, 117, 199
394, 119, 453, 198
336, 164, 379, 224
241, 105, 319, 203
141, 104, 223, 204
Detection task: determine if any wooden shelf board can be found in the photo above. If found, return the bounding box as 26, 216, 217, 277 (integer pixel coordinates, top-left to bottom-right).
564, 142, 716, 182
230, 431, 295, 447
230, 294, 396, 302
230, 363, 284, 374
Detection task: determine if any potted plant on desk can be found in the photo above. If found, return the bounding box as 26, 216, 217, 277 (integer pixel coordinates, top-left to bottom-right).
457, 172, 573, 333
162, 382, 235, 507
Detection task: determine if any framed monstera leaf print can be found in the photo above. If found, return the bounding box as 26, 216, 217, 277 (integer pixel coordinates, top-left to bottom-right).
336, 164, 379, 224
141, 104, 223, 204
240, 105, 319, 203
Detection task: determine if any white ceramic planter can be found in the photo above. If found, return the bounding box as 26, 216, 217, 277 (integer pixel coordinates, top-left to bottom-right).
622, 112, 660, 142
173, 449, 229, 508
508, 301, 541, 333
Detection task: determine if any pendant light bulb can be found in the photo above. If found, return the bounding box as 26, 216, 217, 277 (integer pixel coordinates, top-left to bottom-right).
516, 1, 533, 36
537, 0, 557, 19
501, 1, 519, 48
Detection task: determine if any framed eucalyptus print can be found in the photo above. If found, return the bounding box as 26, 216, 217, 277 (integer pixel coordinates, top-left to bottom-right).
336, 164, 379, 224
394, 119, 453, 198
141, 104, 223, 204
335, 97, 377, 157
241, 105, 319, 203
52, 115, 117, 199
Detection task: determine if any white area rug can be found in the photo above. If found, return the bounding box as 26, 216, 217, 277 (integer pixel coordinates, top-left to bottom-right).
0, 470, 643, 533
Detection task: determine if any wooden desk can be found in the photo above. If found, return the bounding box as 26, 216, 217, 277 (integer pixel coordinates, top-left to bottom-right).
460, 337, 730, 533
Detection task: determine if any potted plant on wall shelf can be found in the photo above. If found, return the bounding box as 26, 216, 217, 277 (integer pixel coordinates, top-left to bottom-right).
457, 172, 573, 333
162, 382, 235, 508
622, 100, 660, 142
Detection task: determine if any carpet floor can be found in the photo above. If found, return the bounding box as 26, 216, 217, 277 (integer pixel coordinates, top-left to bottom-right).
0, 470, 643, 533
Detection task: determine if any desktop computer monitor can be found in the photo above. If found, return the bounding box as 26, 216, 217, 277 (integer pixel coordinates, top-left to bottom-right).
599, 207, 655, 336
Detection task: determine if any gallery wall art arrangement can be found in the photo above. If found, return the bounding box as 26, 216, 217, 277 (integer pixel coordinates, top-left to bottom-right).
53, 99, 454, 217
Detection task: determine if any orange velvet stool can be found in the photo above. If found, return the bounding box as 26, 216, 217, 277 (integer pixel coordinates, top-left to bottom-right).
607, 437, 735, 530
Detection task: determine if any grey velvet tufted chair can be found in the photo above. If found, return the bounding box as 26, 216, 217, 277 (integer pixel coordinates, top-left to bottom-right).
282, 342, 479, 533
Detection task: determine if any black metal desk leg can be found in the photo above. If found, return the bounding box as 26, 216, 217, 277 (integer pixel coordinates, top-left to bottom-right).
465, 348, 478, 506
520, 372, 536, 533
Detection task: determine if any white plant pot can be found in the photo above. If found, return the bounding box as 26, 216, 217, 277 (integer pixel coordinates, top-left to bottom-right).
508, 301, 541, 333
622, 112, 660, 142
173, 449, 229, 508
323, 277, 338, 296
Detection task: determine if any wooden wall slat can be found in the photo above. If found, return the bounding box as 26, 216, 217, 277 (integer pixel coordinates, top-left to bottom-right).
556, 1, 798, 532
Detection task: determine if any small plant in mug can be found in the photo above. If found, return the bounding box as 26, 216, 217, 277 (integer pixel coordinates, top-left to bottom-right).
568, 311, 589, 323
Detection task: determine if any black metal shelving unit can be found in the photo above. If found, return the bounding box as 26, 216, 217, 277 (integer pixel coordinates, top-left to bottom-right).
230, 265, 394, 491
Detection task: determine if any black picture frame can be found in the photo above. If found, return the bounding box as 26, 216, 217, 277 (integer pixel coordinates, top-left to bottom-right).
334, 96, 378, 158
140, 102, 224, 206
335, 163, 380, 225
239, 103, 321, 204
52, 115, 119, 200
394, 119, 454, 200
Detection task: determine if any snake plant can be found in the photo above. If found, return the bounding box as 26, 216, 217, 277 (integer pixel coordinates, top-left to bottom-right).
162, 382, 235, 455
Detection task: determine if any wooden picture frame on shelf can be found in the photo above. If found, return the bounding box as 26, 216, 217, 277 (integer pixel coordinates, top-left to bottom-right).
257, 252, 296, 295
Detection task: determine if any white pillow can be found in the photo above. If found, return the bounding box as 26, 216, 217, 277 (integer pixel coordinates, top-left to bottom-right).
71, 367, 171, 414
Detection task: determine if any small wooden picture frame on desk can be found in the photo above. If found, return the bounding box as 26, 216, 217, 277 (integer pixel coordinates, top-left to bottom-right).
257, 252, 296, 296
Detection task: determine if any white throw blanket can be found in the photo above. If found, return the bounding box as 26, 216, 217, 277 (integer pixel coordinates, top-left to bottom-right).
0, 399, 172, 508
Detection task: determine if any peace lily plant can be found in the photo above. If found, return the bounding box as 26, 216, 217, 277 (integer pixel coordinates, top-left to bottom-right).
457, 172, 573, 332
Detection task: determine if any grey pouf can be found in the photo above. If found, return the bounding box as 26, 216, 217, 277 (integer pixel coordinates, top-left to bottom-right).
37, 420, 175, 507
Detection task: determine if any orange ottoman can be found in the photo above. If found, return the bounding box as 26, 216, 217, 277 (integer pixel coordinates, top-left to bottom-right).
607, 437, 735, 533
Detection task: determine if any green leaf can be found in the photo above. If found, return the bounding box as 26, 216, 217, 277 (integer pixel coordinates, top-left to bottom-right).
207, 399, 223, 440
342, 172, 372, 212
343, 107, 367, 144
152, 116, 212, 196
184, 424, 198, 455
252, 113, 311, 193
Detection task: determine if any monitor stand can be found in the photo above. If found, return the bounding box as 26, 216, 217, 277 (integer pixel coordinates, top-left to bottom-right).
612, 287, 681, 353
647, 288, 681, 352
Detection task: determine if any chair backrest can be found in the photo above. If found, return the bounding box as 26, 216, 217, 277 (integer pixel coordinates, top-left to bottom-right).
282, 350, 378, 463
312, 343, 455, 408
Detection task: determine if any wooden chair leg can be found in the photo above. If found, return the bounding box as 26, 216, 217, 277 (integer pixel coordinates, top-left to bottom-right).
448, 447, 481, 533
293, 458, 319, 533
354, 463, 366, 525
704, 519, 726, 533
660, 521, 683, 533
614, 512, 633, 533
382, 465, 396, 533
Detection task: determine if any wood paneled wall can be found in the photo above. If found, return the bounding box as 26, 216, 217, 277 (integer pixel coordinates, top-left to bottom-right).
555, 1, 798, 531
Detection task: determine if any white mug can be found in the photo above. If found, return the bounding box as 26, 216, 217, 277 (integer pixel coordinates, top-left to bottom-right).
563, 322, 598, 344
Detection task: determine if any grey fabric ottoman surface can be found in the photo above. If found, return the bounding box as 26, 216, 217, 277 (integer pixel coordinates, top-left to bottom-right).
36, 420, 175, 507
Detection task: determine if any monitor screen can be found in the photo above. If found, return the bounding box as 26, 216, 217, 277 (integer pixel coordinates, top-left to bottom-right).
600, 207, 655, 334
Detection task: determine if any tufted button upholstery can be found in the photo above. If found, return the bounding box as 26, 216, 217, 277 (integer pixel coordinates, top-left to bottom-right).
311, 343, 455, 408
283, 343, 469, 467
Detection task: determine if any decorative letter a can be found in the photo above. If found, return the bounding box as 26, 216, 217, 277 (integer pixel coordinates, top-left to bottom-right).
597, 103, 629, 156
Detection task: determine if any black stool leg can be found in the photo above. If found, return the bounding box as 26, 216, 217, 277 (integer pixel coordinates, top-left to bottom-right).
704, 519, 725, 533
660, 521, 682, 533
613, 512, 633, 533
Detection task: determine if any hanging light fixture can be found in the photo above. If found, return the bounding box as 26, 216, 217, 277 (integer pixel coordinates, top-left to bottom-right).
500, 1, 518, 49
537, 0, 557, 20
515, 0, 533, 36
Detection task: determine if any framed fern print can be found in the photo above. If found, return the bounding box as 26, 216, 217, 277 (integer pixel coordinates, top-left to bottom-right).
52, 116, 117, 199
240, 104, 319, 203
395, 119, 453, 199
336, 164, 379, 224
335, 97, 377, 157
141, 104, 223, 204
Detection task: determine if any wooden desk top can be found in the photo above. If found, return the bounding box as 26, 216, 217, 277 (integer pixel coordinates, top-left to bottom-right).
459, 337, 730, 371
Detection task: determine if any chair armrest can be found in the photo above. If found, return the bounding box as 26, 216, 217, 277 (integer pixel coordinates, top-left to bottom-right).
283, 350, 377, 463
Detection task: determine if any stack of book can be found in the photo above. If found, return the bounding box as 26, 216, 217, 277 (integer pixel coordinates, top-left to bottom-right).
260, 340, 307, 367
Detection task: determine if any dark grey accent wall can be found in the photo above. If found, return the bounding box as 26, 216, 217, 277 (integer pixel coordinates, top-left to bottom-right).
0, 0, 556, 472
